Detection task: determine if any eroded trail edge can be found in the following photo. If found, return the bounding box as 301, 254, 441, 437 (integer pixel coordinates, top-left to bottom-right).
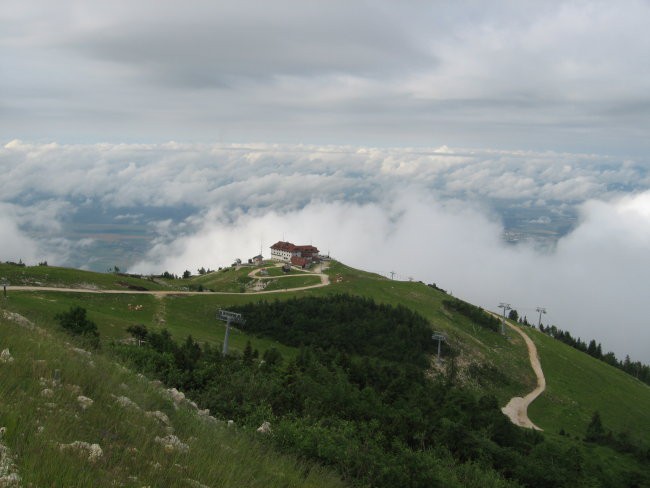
501, 322, 546, 431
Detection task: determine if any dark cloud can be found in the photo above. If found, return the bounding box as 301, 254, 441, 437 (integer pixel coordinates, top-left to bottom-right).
67, 1, 435, 88
2, 1, 650, 152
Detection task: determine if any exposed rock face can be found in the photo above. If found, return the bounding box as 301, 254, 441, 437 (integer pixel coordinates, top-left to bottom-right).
0, 349, 13, 364
114, 395, 140, 410
77, 395, 94, 410
167, 388, 185, 408
256, 421, 272, 434
0, 427, 22, 487
1, 310, 35, 329
154, 434, 189, 453
145, 410, 171, 426
58, 441, 103, 463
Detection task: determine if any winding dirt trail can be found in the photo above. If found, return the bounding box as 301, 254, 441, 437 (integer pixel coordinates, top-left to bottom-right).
6, 283, 329, 295
501, 320, 546, 431
247, 263, 329, 286
5, 264, 331, 296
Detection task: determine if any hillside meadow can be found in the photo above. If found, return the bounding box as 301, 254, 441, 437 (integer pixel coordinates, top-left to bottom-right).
1, 260, 648, 486
0, 312, 347, 487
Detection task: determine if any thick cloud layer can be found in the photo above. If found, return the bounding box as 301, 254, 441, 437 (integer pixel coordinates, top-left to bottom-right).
1, 140, 649, 361
0, 204, 40, 264
2, 140, 645, 210
3, 1, 650, 154
131, 190, 650, 363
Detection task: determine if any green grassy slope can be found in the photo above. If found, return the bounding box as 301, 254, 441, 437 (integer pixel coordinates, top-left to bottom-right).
189, 266, 256, 292
524, 325, 650, 439
309, 262, 535, 402
186, 264, 322, 293
0, 312, 347, 487
0, 263, 175, 291
4, 260, 650, 449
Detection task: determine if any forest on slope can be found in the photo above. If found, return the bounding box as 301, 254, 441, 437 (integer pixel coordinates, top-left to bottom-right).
113, 295, 649, 488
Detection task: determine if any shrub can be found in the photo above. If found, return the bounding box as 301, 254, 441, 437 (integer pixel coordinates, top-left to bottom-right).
55, 306, 100, 348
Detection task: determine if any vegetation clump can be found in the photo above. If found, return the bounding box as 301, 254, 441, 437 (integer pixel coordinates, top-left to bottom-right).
584, 411, 649, 465
55, 306, 100, 348
443, 298, 501, 332
234, 294, 436, 367
0, 313, 345, 488
111, 295, 649, 488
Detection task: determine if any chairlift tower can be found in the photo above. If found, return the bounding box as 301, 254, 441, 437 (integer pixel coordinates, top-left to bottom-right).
536, 307, 546, 328
498, 302, 511, 335
431, 332, 447, 364
217, 309, 245, 356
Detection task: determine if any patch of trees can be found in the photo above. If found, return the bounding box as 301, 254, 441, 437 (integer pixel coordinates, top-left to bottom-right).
584, 411, 649, 465
55, 306, 100, 348
233, 294, 436, 367
110, 296, 649, 488
442, 298, 501, 332
540, 324, 650, 386
427, 282, 447, 293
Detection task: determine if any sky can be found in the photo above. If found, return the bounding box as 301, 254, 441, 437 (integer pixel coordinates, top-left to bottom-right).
1, 2, 650, 362
2, 0, 650, 154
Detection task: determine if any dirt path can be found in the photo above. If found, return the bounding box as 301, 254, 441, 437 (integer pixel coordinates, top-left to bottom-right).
6, 270, 331, 296
501, 320, 546, 431
248, 263, 329, 285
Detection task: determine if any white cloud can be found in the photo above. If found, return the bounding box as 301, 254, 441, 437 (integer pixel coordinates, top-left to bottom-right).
0, 204, 41, 263
1, 142, 644, 212
2, 141, 649, 360
132, 190, 650, 363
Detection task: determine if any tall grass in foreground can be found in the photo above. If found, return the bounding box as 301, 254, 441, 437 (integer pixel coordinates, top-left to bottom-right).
0, 314, 347, 487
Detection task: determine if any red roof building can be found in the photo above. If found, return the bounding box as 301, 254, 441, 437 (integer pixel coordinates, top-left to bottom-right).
271, 241, 320, 267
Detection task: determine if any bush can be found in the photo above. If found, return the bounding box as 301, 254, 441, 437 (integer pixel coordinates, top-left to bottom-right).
55, 306, 100, 348
443, 299, 500, 332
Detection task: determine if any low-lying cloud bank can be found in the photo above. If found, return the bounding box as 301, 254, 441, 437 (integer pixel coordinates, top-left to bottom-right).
1, 141, 649, 361
0, 204, 40, 264
2, 140, 647, 211
132, 190, 650, 363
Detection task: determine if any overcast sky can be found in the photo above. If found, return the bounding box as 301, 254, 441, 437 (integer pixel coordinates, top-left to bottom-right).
3, 0, 650, 155
2, 2, 650, 361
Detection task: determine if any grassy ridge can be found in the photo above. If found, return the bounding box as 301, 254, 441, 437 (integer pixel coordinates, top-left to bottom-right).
261, 275, 323, 291
308, 262, 535, 402
5, 290, 298, 361
4, 260, 650, 457
0, 312, 347, 487
0, 263, 173, 291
